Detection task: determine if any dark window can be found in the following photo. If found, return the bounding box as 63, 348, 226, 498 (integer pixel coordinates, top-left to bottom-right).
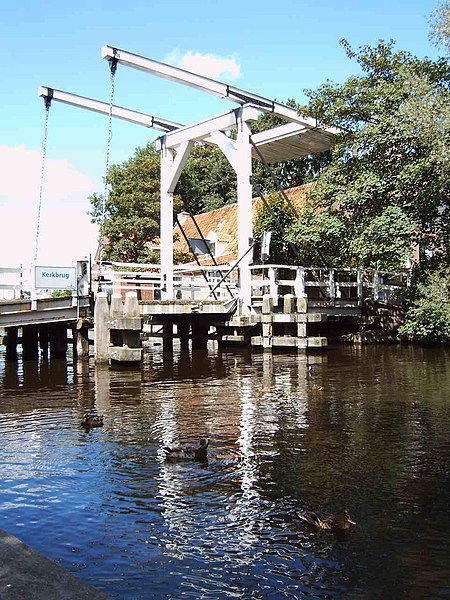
188, 239, 214, 256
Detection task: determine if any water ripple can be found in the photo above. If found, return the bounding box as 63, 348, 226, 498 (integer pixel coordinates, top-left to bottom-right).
0, 345, 449, 599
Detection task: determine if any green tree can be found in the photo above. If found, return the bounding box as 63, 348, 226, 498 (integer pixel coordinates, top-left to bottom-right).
90, 144, 164, 262
175, 144, 237, 214
297, 39, 450, 269
286, 204, 348, 267
429, 1, 450, 52
399, 267, 450, 344
253, 192, 298, 263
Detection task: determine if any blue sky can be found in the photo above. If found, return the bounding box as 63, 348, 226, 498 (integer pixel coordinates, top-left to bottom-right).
0, 0, 443, 266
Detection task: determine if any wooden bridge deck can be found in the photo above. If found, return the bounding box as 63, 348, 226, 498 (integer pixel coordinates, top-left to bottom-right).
0, 296, 91, 328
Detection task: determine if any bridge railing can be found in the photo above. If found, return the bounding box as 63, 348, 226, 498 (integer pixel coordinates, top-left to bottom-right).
249, 265, 410, 306
99, 262, 238, 301
0, 266, 32, 300
98, 262, 410, 307
0, 261, 91, 305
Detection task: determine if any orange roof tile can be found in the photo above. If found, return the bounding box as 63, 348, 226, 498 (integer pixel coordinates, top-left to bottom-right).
173, 183, 314, 263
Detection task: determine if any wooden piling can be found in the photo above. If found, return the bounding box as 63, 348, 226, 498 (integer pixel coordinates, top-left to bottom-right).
22, 325, 39, 361
5, 327, 18, 362
178, 323, 190, 351
39, 326, 49, 360
94, 292, 110, 363
75, 321, 90, 358
49, 323, 67, 359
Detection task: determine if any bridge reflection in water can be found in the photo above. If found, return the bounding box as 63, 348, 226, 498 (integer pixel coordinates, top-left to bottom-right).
0, 343, 449, 599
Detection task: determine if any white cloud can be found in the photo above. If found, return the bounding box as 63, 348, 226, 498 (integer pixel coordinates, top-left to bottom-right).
165, 49, 241, 81
0, 145, 99, 267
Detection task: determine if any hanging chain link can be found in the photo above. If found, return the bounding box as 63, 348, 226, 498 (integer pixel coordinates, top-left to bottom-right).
34, 98, 51, 263
98, 58, 118, 279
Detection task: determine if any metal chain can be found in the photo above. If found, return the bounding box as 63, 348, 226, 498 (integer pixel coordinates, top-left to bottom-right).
34, 100, 51, 263
98, 59, 118, 277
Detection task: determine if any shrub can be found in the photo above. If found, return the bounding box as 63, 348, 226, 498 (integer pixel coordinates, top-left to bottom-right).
399, 267, 450, 344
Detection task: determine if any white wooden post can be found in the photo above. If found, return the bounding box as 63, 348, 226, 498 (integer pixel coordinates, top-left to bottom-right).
295, 267, 306, 298
373, 270, 380, 300
30, 263, 37, 310
268, 267, 278, 302
328, 269, 336, 303
160, 139, 193, 301
94, 291, 110, 363
160, 142, 174, 301
236, 113, 253, 311
357, 269, 363, 305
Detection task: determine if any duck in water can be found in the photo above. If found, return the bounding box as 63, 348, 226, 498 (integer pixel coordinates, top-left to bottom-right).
81, 412, 104, 429
299, 510, 356, 531
163, 438, 209, 463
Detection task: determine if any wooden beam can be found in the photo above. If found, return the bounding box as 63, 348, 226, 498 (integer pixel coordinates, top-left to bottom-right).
158, 105, 260, 149
38, 86, 181, 132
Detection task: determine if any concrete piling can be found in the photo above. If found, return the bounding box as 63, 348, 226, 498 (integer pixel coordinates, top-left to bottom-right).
94, 292, 110, 363
108, 292, 142, 364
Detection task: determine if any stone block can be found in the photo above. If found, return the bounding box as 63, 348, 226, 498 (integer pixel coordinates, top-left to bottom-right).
262, 294, 274, 314
297, 296, 308, 313
124, 292, 140, 318
110, 294, 124, 319
109, 316, 142, 330
283, 294, 296, 314
109, 346, 142, 363
306, 336, 328, 347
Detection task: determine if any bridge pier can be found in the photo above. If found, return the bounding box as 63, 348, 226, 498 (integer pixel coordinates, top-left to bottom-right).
74, 322, 90, 358
94, 292, 110, 363
162, 324, 173, 353
49, 324, 68, 359
94, 291, 143, 365
191, 320, 209, 350
5, 327, 18, 362
22, 325, 39, 361
39, 326, 50, 360
178, 323, 190, 352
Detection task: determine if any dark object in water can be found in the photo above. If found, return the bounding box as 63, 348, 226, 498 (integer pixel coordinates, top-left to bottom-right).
81, 412, 104, 429
163, 438, 209, 462
299, 510, 356, 531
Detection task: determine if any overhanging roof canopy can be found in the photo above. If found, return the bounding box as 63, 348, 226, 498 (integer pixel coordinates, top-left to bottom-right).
251, 122, 335, 163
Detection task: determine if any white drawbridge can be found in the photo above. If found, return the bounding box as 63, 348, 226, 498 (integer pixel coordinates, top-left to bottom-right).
39, 45, 337, 314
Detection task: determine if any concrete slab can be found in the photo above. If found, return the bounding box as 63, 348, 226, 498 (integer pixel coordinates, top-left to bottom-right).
0, 529, 110, 600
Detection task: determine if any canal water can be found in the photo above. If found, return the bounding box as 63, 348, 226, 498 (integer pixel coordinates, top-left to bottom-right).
0, 343, 449, 599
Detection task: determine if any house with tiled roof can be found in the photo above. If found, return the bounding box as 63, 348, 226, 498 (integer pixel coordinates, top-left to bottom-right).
173, 183, 314, 266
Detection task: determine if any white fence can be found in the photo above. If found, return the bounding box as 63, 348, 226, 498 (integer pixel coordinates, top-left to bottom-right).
3, 261, 409, 307
98, 262, 410, 307
0, 266, 32, 300
0, 262, 91, 302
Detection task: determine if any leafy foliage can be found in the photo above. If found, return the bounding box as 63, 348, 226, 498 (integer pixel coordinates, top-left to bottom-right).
90, 144, 164, 262
297, 39, 450, 268
285, 203, 414, 270
399, 267, 450, 344
286, 205, 347, 267
429, 1, 450, 53
176, 144, 237, 214
253, 193, 298, 264
51, 289, 72, 298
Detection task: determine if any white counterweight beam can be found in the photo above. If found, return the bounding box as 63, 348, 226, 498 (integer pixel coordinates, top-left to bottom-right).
38, 86, 181, 132
101, 45, 339, 135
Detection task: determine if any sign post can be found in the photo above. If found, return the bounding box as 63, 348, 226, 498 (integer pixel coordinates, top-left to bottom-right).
34, 266, 77, 291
